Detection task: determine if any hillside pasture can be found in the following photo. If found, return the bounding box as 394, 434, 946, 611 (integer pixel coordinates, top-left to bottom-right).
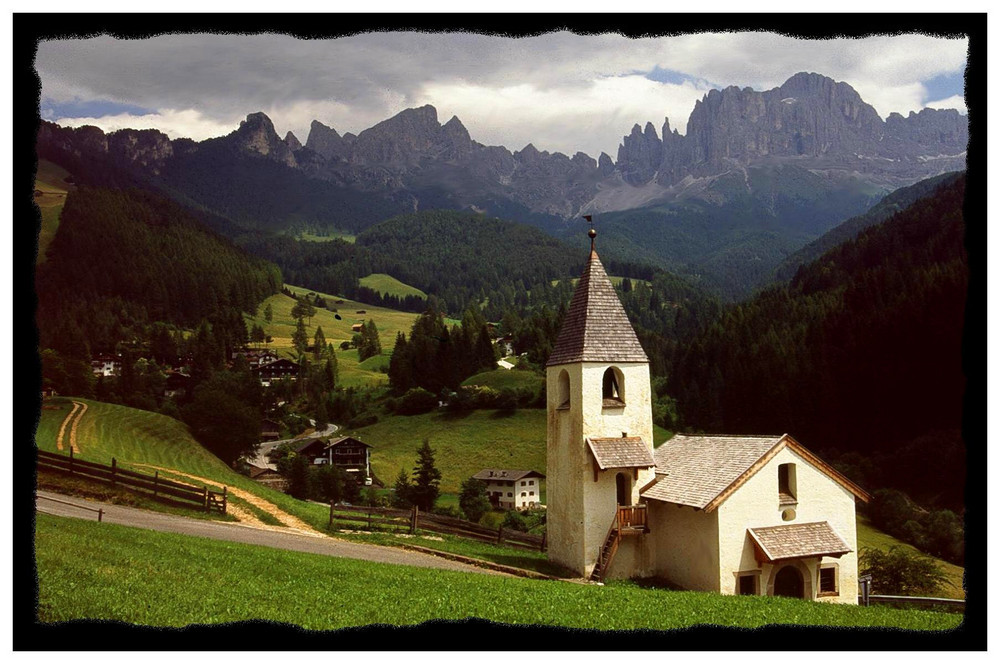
33, 398, 331, 531
34, 159, 74, 265
359, 272, 427, 300
35, 513, 961, 631
245, 286, 422, 387
461, 369, 544, 396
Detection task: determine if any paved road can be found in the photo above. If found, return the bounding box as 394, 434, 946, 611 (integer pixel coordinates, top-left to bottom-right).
35, 490, 504, 576
248, 421, 340, 470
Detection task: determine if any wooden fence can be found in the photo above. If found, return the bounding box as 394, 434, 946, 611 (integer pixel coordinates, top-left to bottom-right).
37, 449, 227, 515
328, 503, 546, 551
863, 594, 966, 613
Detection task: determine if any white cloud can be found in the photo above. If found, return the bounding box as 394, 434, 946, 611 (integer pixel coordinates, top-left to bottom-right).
420, 75, 711, 157
924, 94, 968, 115
53, 109, 240, 141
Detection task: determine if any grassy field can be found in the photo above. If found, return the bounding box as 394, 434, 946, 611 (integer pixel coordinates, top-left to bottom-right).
35, 513, 961, 631
34, 398, 331, 532
293, 230, 356, 243
343, 408, 672, 495
244, 287, 423, 388
856, 515, 965, 600
359, 273, 427, 300
33, 159, 74, 265
461, 369, 544, 396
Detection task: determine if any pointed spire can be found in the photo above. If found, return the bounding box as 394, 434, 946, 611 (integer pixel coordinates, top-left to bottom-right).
546, 225, 649, 367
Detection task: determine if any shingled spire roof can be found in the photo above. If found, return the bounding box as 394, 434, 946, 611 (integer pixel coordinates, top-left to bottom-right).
546, 249, 648, 366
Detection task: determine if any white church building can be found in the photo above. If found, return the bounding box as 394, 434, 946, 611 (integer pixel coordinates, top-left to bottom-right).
545, 230, 870, 603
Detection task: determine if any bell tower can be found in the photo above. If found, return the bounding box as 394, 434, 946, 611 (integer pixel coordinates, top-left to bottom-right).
545, 223, 655, 578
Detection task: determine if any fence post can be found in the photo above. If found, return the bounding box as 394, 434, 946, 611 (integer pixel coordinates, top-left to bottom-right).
497, 525, 504, 545
98, 508, 103, 523
409, 505, 417, 534
368, 508, 372, 530
222, 486, 228, 515
111, 458, 117, 487
203, 486, 209, 512
329, 501, 334, 529
69, 446, 74, 476
540, 530, 547, 552
153, 471, 159, 498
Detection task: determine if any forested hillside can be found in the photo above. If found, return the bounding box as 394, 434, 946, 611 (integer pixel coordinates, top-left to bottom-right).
36, 186, 282, 356
670, 175, 967, 508
774, 171, 964, 282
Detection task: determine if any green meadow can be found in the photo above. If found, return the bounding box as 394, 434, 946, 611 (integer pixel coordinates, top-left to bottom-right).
359, 272, 427, 300
33, 159, 74, 265
35, 513, 961, 631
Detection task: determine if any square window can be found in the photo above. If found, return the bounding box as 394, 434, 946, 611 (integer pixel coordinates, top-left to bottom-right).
521, 481, 526, 486
738, 574, 757, 596
528, 480, 534, 485
819, 567, 838, 595
529, 491, 534, 496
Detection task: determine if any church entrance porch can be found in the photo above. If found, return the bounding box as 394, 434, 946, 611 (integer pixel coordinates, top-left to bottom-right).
773, 564, 806, 598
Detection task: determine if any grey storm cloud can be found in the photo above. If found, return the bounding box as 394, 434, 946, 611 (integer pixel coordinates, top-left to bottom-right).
36, 31, 968, 158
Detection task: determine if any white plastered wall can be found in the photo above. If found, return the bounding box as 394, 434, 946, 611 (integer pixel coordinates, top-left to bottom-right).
546, 360, 655, 577
714, 445, 860, 604
646, 500, 720, 591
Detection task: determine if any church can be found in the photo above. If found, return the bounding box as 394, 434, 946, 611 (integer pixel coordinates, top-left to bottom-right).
545, 228, 870, 603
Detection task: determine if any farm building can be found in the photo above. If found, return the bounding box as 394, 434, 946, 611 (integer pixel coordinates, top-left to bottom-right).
472, 469, 545, 510
90, 353, 122, 377
291, 436, 373, 485
260, 418, 281, 441
545, 230, 870, 602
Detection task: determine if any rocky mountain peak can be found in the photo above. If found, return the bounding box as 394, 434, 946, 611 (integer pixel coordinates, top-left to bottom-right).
107, 128, 174, 174
233, 112, 296, 168
284, 131, 303, 152
305, 120, 347, 161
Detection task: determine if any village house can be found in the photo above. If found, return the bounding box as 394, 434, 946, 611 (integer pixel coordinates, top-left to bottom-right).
545, 229, 869, 602
252, 358, 299, 386
90, 353, 122, 377
472, 469, 545, 510
289, 436, 373, 485
232, 349, 279, 367
260, 418, 281, 441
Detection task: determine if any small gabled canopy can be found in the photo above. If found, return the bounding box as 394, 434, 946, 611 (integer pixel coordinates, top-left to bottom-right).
472, 469, 546, 482
640, 433, 871, 511
748, 522, 851, 562
587, 437, 655, 470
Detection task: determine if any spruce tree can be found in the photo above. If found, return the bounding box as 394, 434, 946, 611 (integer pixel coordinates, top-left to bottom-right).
409, 439, 441, 512
291, 317, 309, 356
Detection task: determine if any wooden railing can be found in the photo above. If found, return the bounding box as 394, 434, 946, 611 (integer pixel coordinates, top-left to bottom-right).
37, 449, 227, 514
326, 503, 547, 551
590, 504, 649, 583
863, 594, 966, 613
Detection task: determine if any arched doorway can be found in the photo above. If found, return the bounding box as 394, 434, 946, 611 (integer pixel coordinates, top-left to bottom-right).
773, 565, 805, 598
616, 472, 630, 506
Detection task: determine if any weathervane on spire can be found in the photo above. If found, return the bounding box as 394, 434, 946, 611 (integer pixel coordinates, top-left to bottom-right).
583, 214, 596, 252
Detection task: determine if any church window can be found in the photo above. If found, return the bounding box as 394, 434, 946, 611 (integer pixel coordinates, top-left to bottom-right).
818, 564, 838, 596
778, 463, 797, 504
602, 367, 625, 406
738, 573, 758, 595
557, 370, 570, 409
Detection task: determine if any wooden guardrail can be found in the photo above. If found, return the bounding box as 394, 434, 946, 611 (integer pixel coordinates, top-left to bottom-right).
37, 449, 227, 515
863, 594, 966, 613
327, 503, 546, 551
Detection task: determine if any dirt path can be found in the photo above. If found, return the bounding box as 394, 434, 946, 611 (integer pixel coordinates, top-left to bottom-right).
132, 464, 323, 537
55, 401, 83, 452
67, 401, 87, 454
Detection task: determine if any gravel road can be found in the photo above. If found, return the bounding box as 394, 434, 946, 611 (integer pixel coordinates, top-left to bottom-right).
35, 490, 505, 576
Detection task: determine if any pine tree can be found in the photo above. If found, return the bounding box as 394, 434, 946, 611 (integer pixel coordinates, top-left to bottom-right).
313, 326, 326, 359
291, 317, 308, 356
263, 302, 273, 324
391, 468, 412, 508
409, 439, 441, 512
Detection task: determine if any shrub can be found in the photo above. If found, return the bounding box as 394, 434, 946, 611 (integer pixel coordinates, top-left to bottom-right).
396, 388, 438, 415
459, 478, 491, 523
431, 505, 462, 519
859, 546, 949, 596
347, 411, 379, 428
502, 509, 528, 532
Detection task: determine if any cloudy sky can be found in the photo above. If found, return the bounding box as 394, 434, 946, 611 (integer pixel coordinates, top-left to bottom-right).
36, 30, 968, 159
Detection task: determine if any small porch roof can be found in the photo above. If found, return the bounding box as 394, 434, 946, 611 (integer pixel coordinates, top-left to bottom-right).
587, 436, 655, 470
747, 521, 851, 562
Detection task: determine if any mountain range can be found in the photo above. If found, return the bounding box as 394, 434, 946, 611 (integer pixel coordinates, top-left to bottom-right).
36, 71, 967, 300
